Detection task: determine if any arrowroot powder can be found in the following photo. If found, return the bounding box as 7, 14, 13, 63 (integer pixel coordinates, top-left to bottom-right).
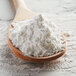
9, 14, 65, 57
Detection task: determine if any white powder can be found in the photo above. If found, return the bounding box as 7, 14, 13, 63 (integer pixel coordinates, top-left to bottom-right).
10, 14, 65, 57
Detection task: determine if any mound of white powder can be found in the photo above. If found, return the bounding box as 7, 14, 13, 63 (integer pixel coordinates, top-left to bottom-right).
10, 14, 65, 57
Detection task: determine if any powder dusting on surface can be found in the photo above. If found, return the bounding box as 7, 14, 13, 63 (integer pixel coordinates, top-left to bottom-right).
10, 14, 65, 57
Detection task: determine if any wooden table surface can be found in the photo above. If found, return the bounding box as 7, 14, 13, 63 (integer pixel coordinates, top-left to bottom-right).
0, 0, 76, 76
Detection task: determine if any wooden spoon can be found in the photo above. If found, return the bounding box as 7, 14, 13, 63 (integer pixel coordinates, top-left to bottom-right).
8, 0, 66, 63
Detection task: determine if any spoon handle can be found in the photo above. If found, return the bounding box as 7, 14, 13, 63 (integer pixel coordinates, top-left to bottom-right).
12, 0, 35, 22
12, 0, 27, 10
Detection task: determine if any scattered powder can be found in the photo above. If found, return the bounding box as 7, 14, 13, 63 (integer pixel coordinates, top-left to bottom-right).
10, 14, 65, 57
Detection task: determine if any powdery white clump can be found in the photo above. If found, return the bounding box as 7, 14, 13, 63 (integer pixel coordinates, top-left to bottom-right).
10, 14, 65, 57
